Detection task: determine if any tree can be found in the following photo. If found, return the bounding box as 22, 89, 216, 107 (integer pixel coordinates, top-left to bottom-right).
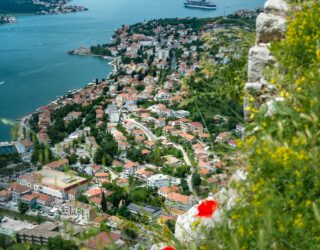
77, 194, 89, 204
180, 178, 190, 194
165, 219, 175, 233
47, 235, 78, 250
18, 201, 29, 215
124, 226, 138, 239
192, 173, 201, 191
101, 191, 107, 213
67, 153, 78, 165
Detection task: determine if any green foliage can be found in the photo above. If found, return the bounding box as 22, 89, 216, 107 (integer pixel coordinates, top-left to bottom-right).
124, 225, 138, 239
191, 173, 201, 191
18, 201, 29, 215
0, 153, 21, 168
165, 219, 176, 233
31, 139, 54, 165
77, 194, 89, 204
47, 104, 82, 145
208, 2, 320, 249
90, 45, 112, 56
129, 187, 164, 207
101, 191, 107, 213
67, 153, 78, 165
103, 183, 127, 208
93, 130, 118, 166
47, 235, 78, 250
180, 29, 254, 134
0, 0, 47, 14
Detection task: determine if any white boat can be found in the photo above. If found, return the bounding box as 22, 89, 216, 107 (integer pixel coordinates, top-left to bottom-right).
0, 81, 4, 85
184, 0, 217, 9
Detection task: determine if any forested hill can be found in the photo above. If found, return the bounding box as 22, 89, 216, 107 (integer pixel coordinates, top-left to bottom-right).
0, 0, 61, 14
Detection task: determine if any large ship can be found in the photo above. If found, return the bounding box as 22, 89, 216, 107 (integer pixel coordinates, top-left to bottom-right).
184, 0, 217, 10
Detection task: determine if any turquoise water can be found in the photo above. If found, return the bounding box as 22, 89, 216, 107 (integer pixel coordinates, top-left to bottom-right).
0, 0, 264, 141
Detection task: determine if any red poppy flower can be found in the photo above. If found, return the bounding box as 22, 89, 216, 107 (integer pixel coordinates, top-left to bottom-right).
162, 247, 175, 250
196, 200, 218, 218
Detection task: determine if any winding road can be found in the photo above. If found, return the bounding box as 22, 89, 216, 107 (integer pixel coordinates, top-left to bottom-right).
125, 118, 195, 192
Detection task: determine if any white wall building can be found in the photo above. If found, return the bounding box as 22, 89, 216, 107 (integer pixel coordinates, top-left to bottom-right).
147, 174, 170, 189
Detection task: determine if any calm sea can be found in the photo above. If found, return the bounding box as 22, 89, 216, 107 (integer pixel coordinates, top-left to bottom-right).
0, 0, 264, 141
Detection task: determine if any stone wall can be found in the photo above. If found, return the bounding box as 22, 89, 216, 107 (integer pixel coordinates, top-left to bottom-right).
173, 0, 291, 245
244, 0, 290, 120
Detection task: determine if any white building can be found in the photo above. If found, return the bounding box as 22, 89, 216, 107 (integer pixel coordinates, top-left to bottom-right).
105, 104, 120, 123
147, 174, 170, 189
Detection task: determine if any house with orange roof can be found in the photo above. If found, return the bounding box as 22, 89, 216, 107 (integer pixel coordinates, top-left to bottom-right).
165, 192, 195, 211
44, 158, 69, 171
215, 132, 231, 143
158, 186, 180, 198
116, 178, 129, 188
94, 172, 110, 184
10, 183, 32, 202
188, 122, 204, 134
85, 231, 124, 250
179, 132, 195, 142
0, 190, 12, 202
21, 193, 39, 207
36, 194, 54, 207
84, 188, 106, 198
135, 169, 153, 180
123, 161, 139, 177
144, 140, 154, 149
91, 214, 111, 228
141, 149, 151, 156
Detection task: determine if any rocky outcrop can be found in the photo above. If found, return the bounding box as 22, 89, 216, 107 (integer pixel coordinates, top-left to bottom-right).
248, 45, 275, 82
244, 0, 289, 121
174, 170, 247, 243
256, 13, 287, 43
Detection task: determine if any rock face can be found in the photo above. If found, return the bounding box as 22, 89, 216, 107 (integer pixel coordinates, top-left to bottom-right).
248, 45, 274, 82
174, 170, 246, 243
244, 0, 289, 121
256, 13, 287, 43
264, 0, 290, 16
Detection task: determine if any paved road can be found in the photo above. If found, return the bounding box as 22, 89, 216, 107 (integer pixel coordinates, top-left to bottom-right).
126, 119, 158, 141
104, 166, 119, 180
126, 118, 196, 192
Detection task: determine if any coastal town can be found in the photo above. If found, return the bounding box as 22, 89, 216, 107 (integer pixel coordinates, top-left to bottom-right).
0, 12, 257, 249
0, 0, 87, 24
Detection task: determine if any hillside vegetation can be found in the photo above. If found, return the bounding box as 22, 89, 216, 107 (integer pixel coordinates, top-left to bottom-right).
203, 2, 320, 249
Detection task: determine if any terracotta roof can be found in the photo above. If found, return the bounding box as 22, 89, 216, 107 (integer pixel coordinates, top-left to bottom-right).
159, 186, 180, 194
92, 214, 110, 224
95, 172, 109, 178
91, 164, 102, 172
189, 122, 203, 128
37, 194, 52, 202
0, 190, 11, 197
10, 183, 31, 194
141, 149, 151, 155
45, 159, 69, 169
199, 167, 210, 175
85, 188, 105, 197
117, 178, 128, 184
166, 192, 191, 205
124, 161, 138, 169
85, 232, 121, 250
22, 193, 38, 202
